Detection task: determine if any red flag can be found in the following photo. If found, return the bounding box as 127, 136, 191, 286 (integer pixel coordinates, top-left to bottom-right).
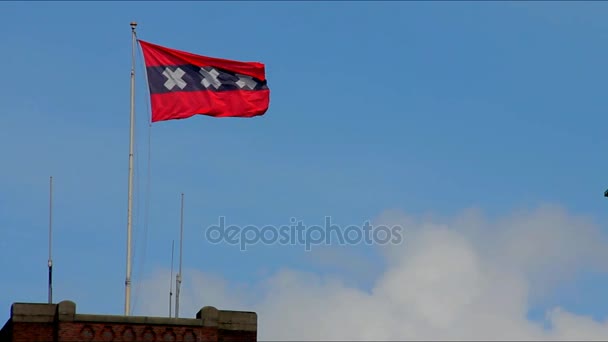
138, 40, 270, 122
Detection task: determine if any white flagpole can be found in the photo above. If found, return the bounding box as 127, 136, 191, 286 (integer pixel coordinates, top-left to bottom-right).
125, 21, 137, 316
175, 193, 184, 318
48, 176, 53, 304
169, 240, 174, 318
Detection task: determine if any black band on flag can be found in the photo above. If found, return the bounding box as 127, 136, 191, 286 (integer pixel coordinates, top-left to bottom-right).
146, 64, 268, 94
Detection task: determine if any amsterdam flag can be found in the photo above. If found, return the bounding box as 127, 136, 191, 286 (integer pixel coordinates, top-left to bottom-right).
139, 40, 270, 122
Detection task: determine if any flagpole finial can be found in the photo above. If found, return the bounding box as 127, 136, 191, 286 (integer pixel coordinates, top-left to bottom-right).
130, 22, 137, 30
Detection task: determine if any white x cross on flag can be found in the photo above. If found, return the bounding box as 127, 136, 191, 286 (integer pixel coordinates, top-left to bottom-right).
162, 67, 187, 90
236, 74, 258, 90
200, 67, 222, 89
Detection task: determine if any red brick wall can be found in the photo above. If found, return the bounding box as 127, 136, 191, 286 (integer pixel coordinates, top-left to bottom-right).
219, 330, 257, 342
2, 302, 256, 342
5, 321, 255, 342
8, 322, 54, 342
56, 322, 219, 341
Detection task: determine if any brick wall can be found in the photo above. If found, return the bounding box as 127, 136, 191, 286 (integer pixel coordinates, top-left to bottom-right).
54, 322, 219, 341
10, 322, 54, 341
0, 300, 257, 342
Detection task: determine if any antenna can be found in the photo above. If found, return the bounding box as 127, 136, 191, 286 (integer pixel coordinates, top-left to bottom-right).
175, 193, 184, 318
48, 176, 53, 304
169, 240, 174, 318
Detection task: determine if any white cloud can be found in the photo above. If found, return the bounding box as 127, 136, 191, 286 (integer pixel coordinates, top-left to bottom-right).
136, 204, 608, 340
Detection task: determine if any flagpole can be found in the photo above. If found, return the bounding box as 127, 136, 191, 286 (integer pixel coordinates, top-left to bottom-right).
175, 193, 184, 318
169, 240, 174, 318
125, 21, 137, 316
48, 176, 53, 304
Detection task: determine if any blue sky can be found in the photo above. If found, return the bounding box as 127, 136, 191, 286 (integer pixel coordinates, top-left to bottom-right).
3, 1, 608, 338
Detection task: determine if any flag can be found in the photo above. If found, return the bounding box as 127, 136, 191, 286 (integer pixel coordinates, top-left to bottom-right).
138, 40, 270, 122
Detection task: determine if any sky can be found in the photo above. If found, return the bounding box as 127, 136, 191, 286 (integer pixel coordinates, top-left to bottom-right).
3, 1, 608, 340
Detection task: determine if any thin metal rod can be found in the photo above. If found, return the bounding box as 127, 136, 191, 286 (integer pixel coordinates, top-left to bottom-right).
125, 21, 137, 316
169, 240, 174, 318
48, 176, 53, 304
175, 193, 184, 318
